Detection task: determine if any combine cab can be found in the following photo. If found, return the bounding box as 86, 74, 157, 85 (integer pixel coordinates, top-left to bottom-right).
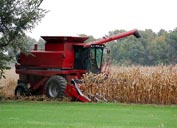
15, 29, 141, 102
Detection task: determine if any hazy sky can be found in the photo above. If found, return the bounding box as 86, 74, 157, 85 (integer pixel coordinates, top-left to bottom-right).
27, 0, 177, 40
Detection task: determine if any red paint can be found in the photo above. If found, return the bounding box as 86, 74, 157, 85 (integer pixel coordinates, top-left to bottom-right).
65, 84, 91, 102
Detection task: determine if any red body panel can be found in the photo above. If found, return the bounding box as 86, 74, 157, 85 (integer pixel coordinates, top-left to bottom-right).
45, 43, 64, 51
19, 36, 89, 69
62, 43, 75, 68
20, 51, 63, 68
16, 67, 86, 78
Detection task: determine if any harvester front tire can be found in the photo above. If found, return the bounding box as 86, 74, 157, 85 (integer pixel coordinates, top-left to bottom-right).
15, 84, 28, 96
45, 76, 67, 98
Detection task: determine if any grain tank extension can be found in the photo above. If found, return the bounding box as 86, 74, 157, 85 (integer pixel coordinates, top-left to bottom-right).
15, 29, 141, 102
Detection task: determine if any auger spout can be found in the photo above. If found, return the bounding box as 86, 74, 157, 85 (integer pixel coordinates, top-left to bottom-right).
84, 29, 141, 47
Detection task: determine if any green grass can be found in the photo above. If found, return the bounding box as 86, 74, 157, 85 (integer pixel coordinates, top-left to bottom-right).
0, 102, 177, 128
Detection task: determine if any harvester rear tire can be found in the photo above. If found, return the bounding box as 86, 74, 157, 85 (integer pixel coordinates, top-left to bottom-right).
45, 75, 67, 98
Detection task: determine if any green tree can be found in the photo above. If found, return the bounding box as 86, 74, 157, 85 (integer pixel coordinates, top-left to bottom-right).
166, 28, 177, 64
0, 0, 47, 78
79, 34, 96, 43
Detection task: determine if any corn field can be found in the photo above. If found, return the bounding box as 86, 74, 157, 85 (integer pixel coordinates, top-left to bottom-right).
1, 66, 177, 104
81, 65, 177, 104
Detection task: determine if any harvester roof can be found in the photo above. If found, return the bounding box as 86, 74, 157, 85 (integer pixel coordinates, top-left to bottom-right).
41, 36, 89, 43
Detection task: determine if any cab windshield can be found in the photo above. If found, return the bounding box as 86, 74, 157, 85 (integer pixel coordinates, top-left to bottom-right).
74, 45, 104, 73
89, 46, 103, 73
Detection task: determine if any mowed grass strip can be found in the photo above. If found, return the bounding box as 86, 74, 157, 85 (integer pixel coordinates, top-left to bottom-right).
0, 102, 177, 128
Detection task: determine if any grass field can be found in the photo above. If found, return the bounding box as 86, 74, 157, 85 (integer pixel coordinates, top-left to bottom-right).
0, 102, 177, 128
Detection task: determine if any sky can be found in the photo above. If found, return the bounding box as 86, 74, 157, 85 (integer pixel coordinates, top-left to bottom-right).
27, 0, 177, 40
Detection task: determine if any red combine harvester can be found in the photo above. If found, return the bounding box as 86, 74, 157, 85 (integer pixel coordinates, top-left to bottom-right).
15, 29, 141, 102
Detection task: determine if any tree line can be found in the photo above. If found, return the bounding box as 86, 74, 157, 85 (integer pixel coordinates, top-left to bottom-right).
105, 28, 177, 66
